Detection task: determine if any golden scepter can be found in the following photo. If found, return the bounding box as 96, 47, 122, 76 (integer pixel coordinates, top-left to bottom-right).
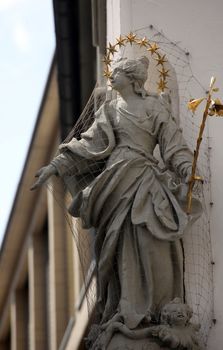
187, 77, 223, 214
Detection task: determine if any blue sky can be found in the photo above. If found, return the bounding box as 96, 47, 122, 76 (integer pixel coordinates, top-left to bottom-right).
0, 0, 55, 245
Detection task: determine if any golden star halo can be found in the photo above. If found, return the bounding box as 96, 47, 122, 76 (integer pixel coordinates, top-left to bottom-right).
103, 32, 170, 93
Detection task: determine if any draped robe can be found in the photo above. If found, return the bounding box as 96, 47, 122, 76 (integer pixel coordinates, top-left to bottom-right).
51, 94, 202, 329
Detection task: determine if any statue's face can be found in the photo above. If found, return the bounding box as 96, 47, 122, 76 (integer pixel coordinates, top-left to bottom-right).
110, 67, 131, 92
161, 304, 189, 326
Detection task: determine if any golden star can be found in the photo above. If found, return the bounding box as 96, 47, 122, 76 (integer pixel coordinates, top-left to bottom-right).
107, 43, 118, 55
157, 79, 168, 91
147, 42, 159, 55
103, 54, 112, 66
126, 32, 137, 45
155, 54, 167, 66
158, 68, 170, 79
116, 35, 126, 47
137, 37, 149, 47
103, 67, 112, 79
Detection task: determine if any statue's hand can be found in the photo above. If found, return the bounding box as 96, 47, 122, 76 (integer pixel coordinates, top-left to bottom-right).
176, 166, 192, 202
185, 166, 203, 196
183, 165, 192, 184
30, 164, 57, 190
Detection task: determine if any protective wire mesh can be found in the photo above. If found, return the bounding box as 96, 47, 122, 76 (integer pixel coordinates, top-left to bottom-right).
46, 27, 213, 347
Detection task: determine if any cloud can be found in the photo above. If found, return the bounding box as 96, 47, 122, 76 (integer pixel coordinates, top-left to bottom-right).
0, 0, 26, 11
13, 21, 30, 52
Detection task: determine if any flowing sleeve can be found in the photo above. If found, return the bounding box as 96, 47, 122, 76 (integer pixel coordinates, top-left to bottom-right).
50, 102, 116, 178
156, 98, 193, 178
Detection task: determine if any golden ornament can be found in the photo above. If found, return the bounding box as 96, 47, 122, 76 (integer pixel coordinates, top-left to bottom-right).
158, 68, 170, 79
157, 78, 168, 91
147, 42, 159, 55
155, 54, 167, 66
103, 55, 112, 66
116, 35, 126, 47
103, 67, 112, 78
187, 98, 205, 113
125, 32, 137, 45
107, 43, 118, 55
137, 37, 149, 47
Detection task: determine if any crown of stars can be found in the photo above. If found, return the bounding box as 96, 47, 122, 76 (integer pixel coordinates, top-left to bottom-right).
103, 32, 170, 92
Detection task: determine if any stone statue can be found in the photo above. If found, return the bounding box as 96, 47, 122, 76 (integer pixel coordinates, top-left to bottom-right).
31, 56, 202, 349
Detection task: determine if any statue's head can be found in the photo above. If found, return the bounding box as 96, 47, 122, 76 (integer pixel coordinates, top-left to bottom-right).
160, 298, 193, 326
110, 56, 149, 98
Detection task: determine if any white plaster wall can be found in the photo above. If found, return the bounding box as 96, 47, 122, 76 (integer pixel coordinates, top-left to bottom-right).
107, 1, 223, 348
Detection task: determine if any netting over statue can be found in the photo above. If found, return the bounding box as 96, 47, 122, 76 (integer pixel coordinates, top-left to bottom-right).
38, 29, 214, 349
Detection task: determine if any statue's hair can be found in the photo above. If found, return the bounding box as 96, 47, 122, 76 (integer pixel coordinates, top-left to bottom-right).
112, 56, 149, 98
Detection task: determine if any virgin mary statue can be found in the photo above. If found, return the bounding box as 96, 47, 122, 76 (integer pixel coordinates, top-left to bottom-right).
31, 56, 201, 343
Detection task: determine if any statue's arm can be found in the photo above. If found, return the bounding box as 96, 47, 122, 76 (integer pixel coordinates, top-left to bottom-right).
30, 150, 77, 190
30, 139, 104, 191
31, 101, 116, 191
